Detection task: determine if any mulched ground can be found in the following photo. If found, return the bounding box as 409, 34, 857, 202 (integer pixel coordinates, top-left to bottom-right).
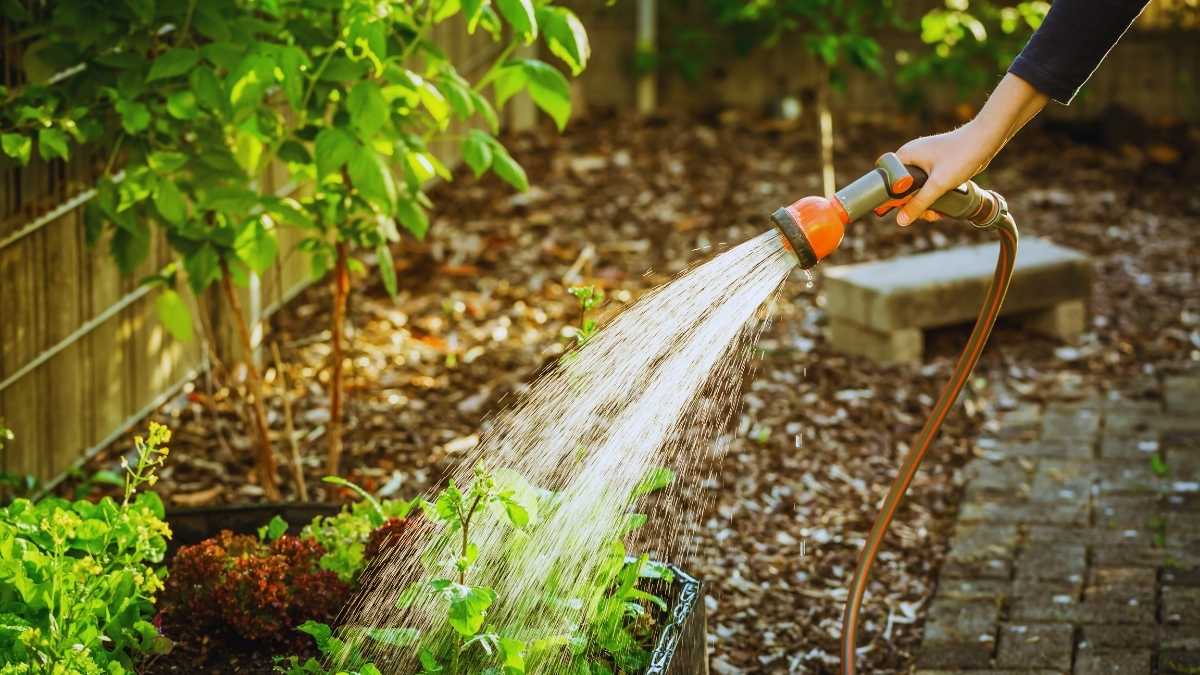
67, 109, 1198, 673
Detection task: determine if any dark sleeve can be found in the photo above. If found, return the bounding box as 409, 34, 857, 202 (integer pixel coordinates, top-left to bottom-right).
1008, 0, 1149, 104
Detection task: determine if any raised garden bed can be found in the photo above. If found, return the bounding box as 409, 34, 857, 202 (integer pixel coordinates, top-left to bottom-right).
149, 503, 708, 674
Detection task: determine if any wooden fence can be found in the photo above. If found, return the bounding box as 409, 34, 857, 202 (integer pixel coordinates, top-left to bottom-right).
1, 2, 1197, 484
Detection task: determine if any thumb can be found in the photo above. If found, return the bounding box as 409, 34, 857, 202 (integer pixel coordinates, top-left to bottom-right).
896, 180, 945, 227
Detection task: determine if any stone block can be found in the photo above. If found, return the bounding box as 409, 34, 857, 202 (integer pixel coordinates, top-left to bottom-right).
959, 496, 1089, 527
936, 576, 1010, 601
1085, 567, 1156, 606
826, 317, 922, 364
1163, 586, 1200, 624
996, 623, 1073, 670
1078, 624, 1159, 649
1096, 460, 1165, 495
1023, 299, 1086, 343
1073, 650, 1151, 675
990, 439, 1093, 460
1099, 433, 1161, 459
1015, 543, 1087, 584
919, 598, 1001, 668
1165, 375, 1200, 417
1031, 459, 1095, 503
822, 237, 1091, 362
1042, 404, 1102, 444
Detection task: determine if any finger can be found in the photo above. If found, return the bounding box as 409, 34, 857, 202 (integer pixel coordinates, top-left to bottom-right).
896, 180, 945, 227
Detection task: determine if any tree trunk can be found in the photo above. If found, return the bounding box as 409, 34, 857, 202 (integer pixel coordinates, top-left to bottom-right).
817, 64, 836, 199
327, 242, 350, 477
219, 262, 280, 500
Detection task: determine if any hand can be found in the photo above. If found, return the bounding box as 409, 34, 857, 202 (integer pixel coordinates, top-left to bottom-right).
892, 73, 1048, 226
894, 121, 998, 226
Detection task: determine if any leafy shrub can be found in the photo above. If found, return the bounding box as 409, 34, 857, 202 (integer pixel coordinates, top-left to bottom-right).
0, 424, 172, 673
302, 477, 420, 583
161, 530, 349, 644
897, 1, 1049, 107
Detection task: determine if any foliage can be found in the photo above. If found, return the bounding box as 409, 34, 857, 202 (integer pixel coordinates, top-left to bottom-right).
0, 0, 589, 315
568, 286, 604, 349
302, 479, 420, 583
161, 529, 350, 644
897, 0, 1049, 105
0, 424, 172, 674
275, 620, 383, 675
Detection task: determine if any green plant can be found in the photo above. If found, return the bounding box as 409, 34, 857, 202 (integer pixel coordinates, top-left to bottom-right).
0, 424, 39, 505
896, 0, 1048, 108
0, 0, 592, 488
568, 286, 604, 349
302, 476, 421, 582
275, 620, 383, 674
0, 423, 172, 673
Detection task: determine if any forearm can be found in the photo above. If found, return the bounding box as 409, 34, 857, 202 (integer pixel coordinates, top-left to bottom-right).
966, 73, 1049, 166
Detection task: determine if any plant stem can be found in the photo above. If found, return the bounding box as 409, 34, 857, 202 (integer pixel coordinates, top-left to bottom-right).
218, 260, 281, 500
458, 493, 482, 585
472, 42, 518, 94
327, 242, 350, 477
271, 341, 307, 501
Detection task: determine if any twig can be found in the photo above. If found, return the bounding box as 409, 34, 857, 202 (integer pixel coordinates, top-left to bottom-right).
272, 341, 308, 501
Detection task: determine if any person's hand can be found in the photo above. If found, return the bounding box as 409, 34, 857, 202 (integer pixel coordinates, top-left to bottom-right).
893, 121, 1001, 226
892, 72, 1049, 226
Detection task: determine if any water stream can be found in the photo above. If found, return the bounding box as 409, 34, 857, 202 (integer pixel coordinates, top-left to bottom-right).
336, 230, 797, 671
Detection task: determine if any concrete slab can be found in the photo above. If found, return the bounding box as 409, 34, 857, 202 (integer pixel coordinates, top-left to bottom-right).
823, 237, 1092, 362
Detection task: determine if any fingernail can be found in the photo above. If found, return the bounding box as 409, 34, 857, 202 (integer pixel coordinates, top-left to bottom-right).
896, 212, 910, 226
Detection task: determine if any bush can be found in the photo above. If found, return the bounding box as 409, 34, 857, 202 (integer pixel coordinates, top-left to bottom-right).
301, 477, 420, 583
161, 531, 349, 644
0, 424, 172, 674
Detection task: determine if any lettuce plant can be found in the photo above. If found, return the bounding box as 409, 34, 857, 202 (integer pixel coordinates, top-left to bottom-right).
0, 424, 172, 673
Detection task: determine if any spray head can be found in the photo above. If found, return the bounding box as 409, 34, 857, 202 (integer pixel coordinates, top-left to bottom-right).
771, 152, 1006, 269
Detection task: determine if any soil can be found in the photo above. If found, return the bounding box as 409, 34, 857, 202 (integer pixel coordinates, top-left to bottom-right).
64, 109, 1198, 673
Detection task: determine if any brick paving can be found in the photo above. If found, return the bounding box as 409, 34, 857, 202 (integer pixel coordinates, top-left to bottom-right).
914, 373, 1200, 675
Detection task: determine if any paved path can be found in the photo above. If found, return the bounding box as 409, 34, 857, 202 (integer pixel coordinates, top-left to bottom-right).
914, 372, 1200, 674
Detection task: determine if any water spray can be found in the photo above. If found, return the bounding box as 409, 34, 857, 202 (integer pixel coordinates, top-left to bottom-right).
769, 153, 1019, 675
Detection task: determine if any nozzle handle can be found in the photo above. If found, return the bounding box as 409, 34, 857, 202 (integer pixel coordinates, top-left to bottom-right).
874, 162, 998, 225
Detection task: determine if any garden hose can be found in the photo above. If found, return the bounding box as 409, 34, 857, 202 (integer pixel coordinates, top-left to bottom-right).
769, 154, 1019, 675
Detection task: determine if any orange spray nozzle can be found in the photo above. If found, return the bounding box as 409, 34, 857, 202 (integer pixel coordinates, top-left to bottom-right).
769, 195, 849, 269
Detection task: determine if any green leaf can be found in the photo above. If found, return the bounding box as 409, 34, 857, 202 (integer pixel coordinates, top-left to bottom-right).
348, 80, 389, 140
296, 620, 332, 652
489, 144, 528, 192
155, 288, 194, 342
396, 200, 428, 238
501, 498, 528, 528
277, 140, 312, 164
347, 150, 397, 214
147, 48, 199, 82
37, 128, 69, 160
111, 221, 151, 275
496, 0, 537, 41
322, 476, 386, 526
184, 243, 222, 294
462, 0, 486, 32
116, 99, 151, 134
537, 6, 590, 75
633, 467, 675, 497
314, 127, 355, 179
493, 64, 526, 109
376, 242, 397, 298
148, 151, 189, 173
258, 514, 288, 541
469, 90, 499, 132
462, 131, 493, 177
190, 67, 224, 114
1, 133, 31, 165
233, 129, 264, 174
279, 46, 308, 109
234, 218, 278, 274
417, 81, 449, 126
440, 583, 496, 637
153, 179, 188, 225
166, 90, 198, 119
522, 60, 572, 130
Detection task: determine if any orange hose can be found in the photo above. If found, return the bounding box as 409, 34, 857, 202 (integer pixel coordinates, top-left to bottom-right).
840, 214, 1019, 674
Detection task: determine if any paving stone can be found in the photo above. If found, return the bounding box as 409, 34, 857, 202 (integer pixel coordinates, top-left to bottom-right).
1166, 493, 1200, 512
995, 623, 1073, 670
1163, 564, 1200, 587
923, 598, 1001, 642
1009, 580, 1083, 622
995, 404, 1045, 437
1094, 495, 1164, 529
1042, 403, 1102, 444
960, 496, 1089, 526
1163, 586, 1200, 624
1077, 624, 1159, 649
915, 642, 997, 670
1031, 459, 1096, 503
1161, 624, 1200, 651
964, 457, 1034, 495
944, 522, 1020, 579
1165, 512, 1200, 549
1016, 543, 1087, 583
988, 439, 1094, 459
1096, 460, 1166, 495
1085, 567, 1156, 606
914, 671, 1065, 675
1092, 545, 1200, 568
1165, 375, 1200, 417
1099, 433, 1161, 459
1106, 410, 1163, 436
936, 576, 1010, 601
1160, 649, 1200, 675
1073, 650, 1151, 675
1026, 525, 1152, 548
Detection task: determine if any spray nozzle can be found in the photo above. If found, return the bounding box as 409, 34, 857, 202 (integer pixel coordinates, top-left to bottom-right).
770, 152, 1006, 269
